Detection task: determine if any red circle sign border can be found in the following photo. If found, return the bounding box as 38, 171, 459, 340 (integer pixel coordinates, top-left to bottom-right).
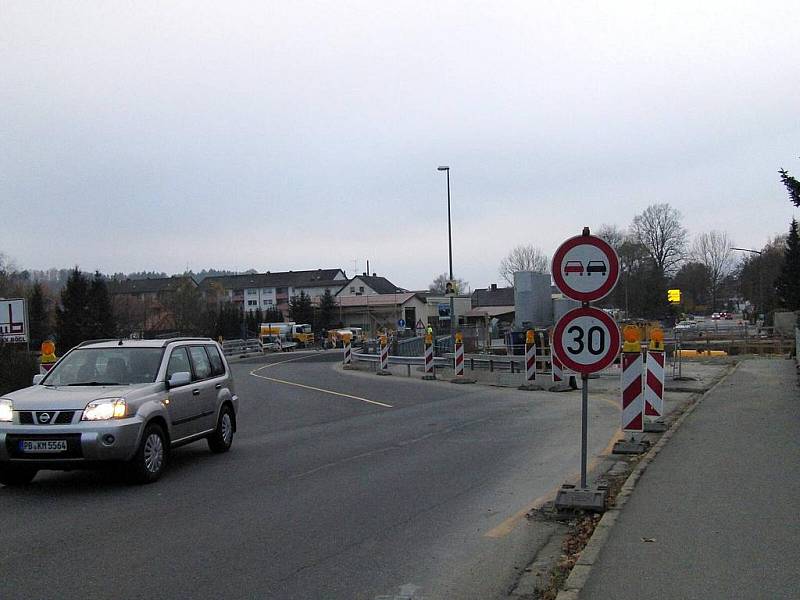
551, 234, 620, 302
552, 307, 621, 374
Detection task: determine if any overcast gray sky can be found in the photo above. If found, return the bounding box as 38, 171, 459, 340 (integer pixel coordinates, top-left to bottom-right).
2, 1, 798, 290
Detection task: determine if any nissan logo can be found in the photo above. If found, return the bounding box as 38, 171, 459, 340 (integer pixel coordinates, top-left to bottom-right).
38, 412, 51, 423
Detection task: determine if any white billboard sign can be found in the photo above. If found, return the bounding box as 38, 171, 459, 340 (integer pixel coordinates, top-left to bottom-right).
0, 299, 28, 343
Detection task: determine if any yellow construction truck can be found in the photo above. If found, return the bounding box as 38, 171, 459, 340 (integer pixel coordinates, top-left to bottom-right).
259, 322, 314, 350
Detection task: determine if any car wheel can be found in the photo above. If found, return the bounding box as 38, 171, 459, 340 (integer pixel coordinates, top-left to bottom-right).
0, 466, 38, 486
127, 423, 167, 484
208, 404, 234, 454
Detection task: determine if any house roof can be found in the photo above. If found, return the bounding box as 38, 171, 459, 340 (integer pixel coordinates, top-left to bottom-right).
471, 286, 515, 307
336, 293, 421, 307
197, 269, 345, 291
464, 305, 516, 318
293, 279, 347, 290
336, 275, 404, 295
109, 276, 197, 295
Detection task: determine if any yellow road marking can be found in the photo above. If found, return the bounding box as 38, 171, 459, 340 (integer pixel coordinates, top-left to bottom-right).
484, 426, 622, 539
249, 364, 393, 408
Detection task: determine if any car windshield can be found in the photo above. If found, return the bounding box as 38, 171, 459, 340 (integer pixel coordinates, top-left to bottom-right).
43, 347, 164, 386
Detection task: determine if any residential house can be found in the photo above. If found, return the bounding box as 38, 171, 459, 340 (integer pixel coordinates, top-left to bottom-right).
198, 269, 347, 316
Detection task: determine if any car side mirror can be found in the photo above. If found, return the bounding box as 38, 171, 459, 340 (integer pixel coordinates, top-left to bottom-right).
167, 371, 191, 388
32, 374, 45, 385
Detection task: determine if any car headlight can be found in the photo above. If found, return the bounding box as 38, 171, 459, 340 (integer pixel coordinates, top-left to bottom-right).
0, 398, 12, 422
81, 398, 127, 421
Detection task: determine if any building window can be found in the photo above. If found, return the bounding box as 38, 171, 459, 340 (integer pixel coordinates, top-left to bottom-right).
248, 300, 258, 306
247, 289, 257, 295
350, 287, 355, 293
264, 299, 273, 306
359, 286, 365, 293
262, 289, 271, 295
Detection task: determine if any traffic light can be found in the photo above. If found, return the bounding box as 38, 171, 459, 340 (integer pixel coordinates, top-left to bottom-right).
667, 289, 681, 304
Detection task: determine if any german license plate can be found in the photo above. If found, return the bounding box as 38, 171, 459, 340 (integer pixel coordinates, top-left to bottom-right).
19, 440, 67, 453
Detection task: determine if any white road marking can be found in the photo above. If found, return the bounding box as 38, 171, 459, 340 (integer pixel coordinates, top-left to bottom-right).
250, 361, 393, 408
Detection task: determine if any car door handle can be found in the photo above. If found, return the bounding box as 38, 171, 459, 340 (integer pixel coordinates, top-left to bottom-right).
192, 389, 200, 396
215, 384, 222, 389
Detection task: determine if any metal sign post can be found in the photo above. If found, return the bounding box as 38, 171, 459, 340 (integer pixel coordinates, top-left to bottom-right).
551, 228, 621, 512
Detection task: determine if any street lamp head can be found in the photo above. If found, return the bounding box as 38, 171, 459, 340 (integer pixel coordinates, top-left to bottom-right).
437, 166, 449, 171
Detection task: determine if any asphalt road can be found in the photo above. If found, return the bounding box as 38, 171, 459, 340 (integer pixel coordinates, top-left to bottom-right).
1, 351, 623, 600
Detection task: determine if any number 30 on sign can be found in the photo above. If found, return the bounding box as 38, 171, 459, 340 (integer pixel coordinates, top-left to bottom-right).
552, 307, 621, 375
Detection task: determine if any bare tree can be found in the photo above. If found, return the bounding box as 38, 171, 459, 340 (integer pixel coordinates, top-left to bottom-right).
595, 224, 626, 252
692, 231, 735, 310
498, 244, 549, 285
428, 273, 468, 294
631, 203, 688, 276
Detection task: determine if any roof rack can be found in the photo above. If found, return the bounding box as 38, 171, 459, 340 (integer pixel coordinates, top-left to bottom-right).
158, 337, 214, 346
76, 339, 118, 347
76, 337, 213, 348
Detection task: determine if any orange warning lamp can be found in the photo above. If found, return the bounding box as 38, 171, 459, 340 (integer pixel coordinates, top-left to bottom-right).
425, 334, 433, 345
342, 333, 352, 343
380, 335, 387, 346
455, 332, 463, 343
41, 340, 55, 356
525, 330, 535, 345
649, 327, 664, 351
623, 325, 641, 353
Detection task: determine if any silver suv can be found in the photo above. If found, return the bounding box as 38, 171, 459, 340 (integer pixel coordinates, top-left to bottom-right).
0, 338, 239, 485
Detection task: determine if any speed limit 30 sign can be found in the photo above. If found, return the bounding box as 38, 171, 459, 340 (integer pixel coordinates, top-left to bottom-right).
552, 307, 620, 375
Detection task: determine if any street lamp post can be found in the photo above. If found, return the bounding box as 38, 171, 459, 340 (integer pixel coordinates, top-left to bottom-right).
731, 247, 764, 324
437, 166, 454, 335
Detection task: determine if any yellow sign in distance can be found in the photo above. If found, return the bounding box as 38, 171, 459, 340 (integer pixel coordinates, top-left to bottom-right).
667, 289, 681, 303
622, 325, 641, 353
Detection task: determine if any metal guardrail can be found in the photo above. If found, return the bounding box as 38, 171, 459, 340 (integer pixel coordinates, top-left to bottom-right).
221, 339, 262, 356
352, 351, 449, 367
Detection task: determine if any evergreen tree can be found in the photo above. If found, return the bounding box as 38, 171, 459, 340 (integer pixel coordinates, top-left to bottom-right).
775, 219, 800, 310
779, 168, 800, 207
263, 307, 283, 324
318, 289, 337, 332
27, 282, 50, 349
288, 292, 314, 324
88, 271, 116, 338
56, 268, 91, 352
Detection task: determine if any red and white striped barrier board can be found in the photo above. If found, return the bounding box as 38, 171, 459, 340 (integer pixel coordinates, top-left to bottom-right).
552, 352, 564, 383
645, 350, 665, 418
621, 352, 644, 432
343, 340, 352, 365
380, 341, 389, 371
424, 340, 434, 375
454, 341, 464, 377
524, 341, 536, 382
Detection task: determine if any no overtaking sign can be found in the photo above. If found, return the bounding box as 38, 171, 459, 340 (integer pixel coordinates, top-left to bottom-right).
551, 234, 620, 302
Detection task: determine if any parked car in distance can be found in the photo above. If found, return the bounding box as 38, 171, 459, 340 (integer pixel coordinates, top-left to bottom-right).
0, 337, 239, 486
674, 320, 698, 331
711, 312, 721, 320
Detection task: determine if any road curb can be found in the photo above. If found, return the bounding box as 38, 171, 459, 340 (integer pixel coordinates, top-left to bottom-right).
555, 361, 740, 600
